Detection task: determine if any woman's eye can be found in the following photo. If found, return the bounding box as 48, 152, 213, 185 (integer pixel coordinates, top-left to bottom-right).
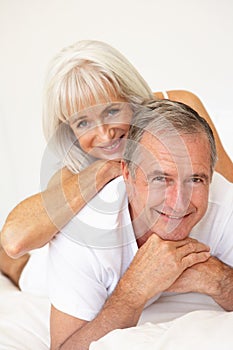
107, 109, 120, 117
77, 120, 88, 128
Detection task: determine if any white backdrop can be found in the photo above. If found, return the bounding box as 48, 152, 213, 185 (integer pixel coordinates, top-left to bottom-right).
0, 0, 233, 228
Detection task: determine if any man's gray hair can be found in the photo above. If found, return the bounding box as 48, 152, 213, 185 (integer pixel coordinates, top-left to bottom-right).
123, 99, 217, 175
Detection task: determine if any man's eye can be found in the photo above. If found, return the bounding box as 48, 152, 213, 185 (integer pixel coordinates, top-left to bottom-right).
152, 176, 166, 183
190, 177, 203, 183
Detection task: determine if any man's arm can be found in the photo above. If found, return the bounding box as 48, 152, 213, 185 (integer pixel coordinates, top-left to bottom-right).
1, 160, 121, 258
50, 298, 143, 350
50, 235, 210, 350
166, 256, 233, 311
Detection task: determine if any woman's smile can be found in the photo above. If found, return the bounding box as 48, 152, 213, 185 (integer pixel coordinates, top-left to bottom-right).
70, 101, 132, 160
95, 135, 125, 151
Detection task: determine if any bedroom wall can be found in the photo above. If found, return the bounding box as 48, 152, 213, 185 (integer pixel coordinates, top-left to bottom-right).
0, 0, 232, 228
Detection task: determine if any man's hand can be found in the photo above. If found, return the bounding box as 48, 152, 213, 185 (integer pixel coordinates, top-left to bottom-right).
166, 256, 233, 311
117, 234, 210, 309
51, 234, 210, 350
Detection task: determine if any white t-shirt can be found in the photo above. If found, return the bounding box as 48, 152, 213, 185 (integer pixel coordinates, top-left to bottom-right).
47, 172, 233, 321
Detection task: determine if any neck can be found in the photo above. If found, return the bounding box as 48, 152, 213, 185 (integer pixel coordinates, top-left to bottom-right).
129, 203, 152, 247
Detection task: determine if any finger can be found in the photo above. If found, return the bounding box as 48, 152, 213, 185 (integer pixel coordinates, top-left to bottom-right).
172, 237, 199, 248
182, 251, 211, 269
177, 241, 210, 258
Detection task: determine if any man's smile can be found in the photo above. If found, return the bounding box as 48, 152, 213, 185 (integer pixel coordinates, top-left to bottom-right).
155, 209, 194, 220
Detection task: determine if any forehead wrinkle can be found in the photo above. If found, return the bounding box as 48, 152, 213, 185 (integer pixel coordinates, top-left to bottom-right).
139, 132, 188, 163
135, 133, 190, 178
137, 132, 211, 181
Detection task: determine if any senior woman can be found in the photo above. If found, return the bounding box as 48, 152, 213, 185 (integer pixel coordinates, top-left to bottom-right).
1, 40, 232, 290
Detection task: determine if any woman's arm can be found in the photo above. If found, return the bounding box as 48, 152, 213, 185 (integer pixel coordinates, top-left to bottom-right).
3, 90, 232, 258
1, 160, 121, 258
155, 90, 233, 182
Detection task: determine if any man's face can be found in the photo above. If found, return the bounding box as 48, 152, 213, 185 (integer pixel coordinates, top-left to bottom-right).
122, 131, 212, 241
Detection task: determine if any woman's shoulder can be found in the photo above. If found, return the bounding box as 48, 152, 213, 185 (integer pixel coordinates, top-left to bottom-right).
154, 89, 233, 183
154, 89, 202, 108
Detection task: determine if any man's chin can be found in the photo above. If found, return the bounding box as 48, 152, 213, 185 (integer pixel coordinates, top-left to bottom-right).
155, 228, 190, 241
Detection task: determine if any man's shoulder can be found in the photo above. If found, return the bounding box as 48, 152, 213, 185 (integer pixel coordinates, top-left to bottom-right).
191, 172, 233, 246
209, 172, 233, 206
75, 176, 128, 230
53, 176, 135, 249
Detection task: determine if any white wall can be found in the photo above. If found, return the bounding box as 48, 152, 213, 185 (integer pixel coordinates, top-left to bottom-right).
0, 0, 232, 227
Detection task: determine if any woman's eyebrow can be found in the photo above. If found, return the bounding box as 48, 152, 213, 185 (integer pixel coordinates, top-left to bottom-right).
69, 103, 121, 124
69, 114, 87, 125
101, 102, 122, 113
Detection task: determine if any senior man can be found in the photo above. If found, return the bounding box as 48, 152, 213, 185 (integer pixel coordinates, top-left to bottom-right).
48, 100, 233, 350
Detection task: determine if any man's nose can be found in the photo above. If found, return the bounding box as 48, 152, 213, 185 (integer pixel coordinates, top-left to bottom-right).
165, 183, 191, 213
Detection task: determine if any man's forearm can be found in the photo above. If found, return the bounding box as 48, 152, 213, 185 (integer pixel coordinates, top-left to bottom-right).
52, 236, 211, 350
210, 261, 233, 311
167, 256, 233, 311
56, 281, 145, 350
196, 257, 233, 311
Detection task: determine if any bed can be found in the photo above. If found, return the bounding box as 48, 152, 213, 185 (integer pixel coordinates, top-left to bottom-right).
1, 270, 233, 349
0, 272, 50, 350
91, 306, 233, 350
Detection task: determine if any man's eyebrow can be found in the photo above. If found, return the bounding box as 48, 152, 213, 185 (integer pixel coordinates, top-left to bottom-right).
191, 173, 210, 181
69, 103, 122, 124
147, 169, 170, 178
146, 170, 210, 181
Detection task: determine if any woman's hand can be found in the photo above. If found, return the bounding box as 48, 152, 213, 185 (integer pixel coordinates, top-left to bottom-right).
1, 160, 122, 258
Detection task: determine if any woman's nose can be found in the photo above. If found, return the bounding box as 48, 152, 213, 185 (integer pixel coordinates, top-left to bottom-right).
95, 124, 115, 141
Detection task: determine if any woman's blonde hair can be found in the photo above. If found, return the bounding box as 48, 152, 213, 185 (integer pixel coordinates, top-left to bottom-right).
43, 40, 154, 173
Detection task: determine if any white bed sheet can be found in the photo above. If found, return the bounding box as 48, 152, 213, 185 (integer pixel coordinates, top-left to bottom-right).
0, 273, 50, 350
91, 292, 233, 349
91, 310, 233, 350
1, 271, 232, 350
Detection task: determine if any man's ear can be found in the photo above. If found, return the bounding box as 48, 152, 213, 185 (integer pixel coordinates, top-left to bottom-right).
121, 160, 130, 181
121, 160, 135, 199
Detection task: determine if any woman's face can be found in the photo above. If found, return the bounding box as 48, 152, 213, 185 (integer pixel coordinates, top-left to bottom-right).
69, 95, 133, 160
